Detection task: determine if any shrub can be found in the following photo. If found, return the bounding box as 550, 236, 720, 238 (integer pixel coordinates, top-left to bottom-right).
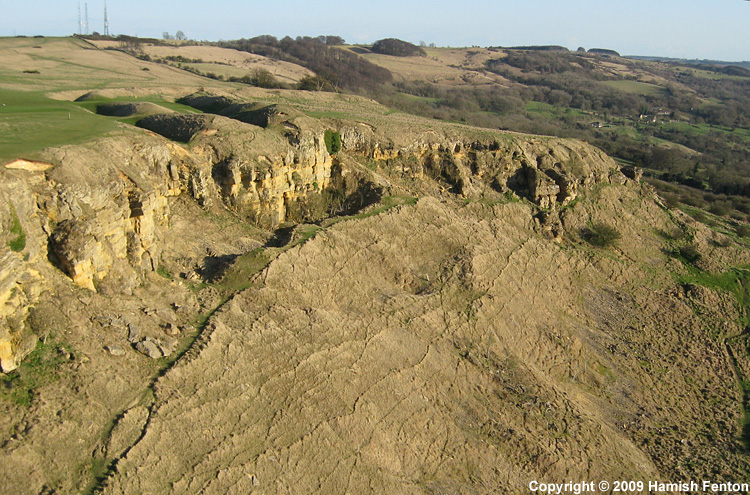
735, 224, 750, 238
297, 75, 335, 92
679, 192, 704, 208
250, 68, 282, 89
222, 36, 392, 92
582, 222, 621, 248
156, 265, 173, 280
324, 129, 341, 155
709, 202, 730, 217
371, 38, 427, 57
689, 210, 707, 223
679, 243, 702, 263
715, 236, 732, 248
8, 204, 26, 253
661, 192, 680, 209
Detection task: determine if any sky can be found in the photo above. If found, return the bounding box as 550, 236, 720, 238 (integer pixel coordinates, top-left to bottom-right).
2, 0, 749, 61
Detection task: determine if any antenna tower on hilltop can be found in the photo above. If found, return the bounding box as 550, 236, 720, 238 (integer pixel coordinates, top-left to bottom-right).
78, 3, 83, 35
104, 1, 110, 36
84, 3, 89, 35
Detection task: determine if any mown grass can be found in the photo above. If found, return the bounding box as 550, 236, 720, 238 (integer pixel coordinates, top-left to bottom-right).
0, 89, 208, 162
0, 85, 207, 162
0, 88, 120, 161
0, 37, 215, 161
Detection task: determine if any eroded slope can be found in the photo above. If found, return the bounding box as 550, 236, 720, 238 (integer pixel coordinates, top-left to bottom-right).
102, 185, 749, 494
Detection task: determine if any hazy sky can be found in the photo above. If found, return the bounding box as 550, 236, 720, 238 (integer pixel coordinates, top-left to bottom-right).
2, 0, 749, 61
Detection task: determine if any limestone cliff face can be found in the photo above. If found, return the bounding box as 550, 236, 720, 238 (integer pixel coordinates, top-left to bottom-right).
38, 122, 334, 291
340, 122, 618, 207
43, 142, 174, 292
38, 121, 618, 296
0, 114, 623, 372
0, 121, 338, 370
189, 131, 333, 227
0, 171, 51, 372
139, 114, 335, 228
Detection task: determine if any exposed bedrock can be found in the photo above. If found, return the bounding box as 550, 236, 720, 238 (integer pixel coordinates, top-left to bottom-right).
0, 109, 626, 371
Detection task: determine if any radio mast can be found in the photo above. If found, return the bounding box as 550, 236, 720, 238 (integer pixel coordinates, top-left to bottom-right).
78, 3, 83, 35
104, 1, 110, 36
84, 3, 89, 35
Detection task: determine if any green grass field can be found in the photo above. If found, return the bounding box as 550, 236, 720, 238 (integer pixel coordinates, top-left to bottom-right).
602, 80, 668, 96
525, 100, 587, 117
0, 89, 206, 162
0, 37, 221, 161
660, 121, 750, 144
0, 88, 121, 161
73, 94, 202, 116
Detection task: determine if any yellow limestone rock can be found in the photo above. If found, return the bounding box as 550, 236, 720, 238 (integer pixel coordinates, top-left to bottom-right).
4, 159, 54, 172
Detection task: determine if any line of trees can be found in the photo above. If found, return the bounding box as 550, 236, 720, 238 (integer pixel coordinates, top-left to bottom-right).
220, 36, 392, 92
162, 30, 187, 41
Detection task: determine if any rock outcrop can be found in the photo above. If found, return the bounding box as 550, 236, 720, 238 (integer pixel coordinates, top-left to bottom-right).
339, 122, 615, 208
0, 97, 622, 373
0, 170, 51, 372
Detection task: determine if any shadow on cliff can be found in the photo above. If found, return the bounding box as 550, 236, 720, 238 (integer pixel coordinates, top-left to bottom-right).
265, 226, 296, 248
198, 253, 240, 283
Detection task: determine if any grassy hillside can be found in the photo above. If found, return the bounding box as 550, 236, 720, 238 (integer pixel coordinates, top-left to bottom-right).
307, 43, 749, 220
0, 37, 215, 160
